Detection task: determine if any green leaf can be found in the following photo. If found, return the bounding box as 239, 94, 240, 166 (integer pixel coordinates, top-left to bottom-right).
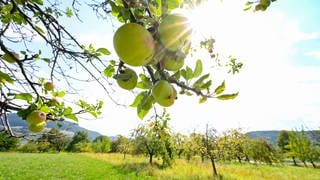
186, 66, 194, 79
97, 48, 111, 55
216, 93, 239, 100
14, 93, 33, 103
131, 91, 148, 107
0, 71, 14, 84
66, 7, 73, 17
41, 58, 50, 63
64, 113, 78, 121
193, 59, 203, 78
214, 81, 225, 95
137, 74, 152, 89
137, 94, 154, 120
199, 97, 207, 104
63, 107, 73, 116
33, 0, 44, 5
192, 73, 210, 88
200, 80, 212, 90
35, 26, 45, 34
52, 91, 66, 98
103, 65, 115, 78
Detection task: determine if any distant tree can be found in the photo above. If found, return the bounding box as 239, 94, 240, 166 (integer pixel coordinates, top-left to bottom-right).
184, 132, 205, 162
277, 130, 297, 165
217, 129, 247, 163
203, 125, 218, 176
37, 128, 70, 152
244, 138, 278, 165
287, 130, 318, 168
0, 131, 19, 151
19, 141, 38, 153
66, 131, 90, 152
112, 135, 132, 159
92, 135, 111, 153
132, 111, 174, 167
172, 133, 187, 159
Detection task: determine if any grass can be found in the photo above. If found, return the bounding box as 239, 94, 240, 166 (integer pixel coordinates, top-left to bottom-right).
84, 153, 320, 180
0, 152, 319, 180
0, 152, 150, 180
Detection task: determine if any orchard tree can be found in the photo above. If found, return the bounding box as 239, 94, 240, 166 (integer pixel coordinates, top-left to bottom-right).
66, 131, 90, 152
203, 125, 218, 176
0, 0, 277, 136
112, 135, 132, 159
277, 130, 297, 165
172, 132, 187, 159
92, 135, 111, 153
132, 110, 174, 167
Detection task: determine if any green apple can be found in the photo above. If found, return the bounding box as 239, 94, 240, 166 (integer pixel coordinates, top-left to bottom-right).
28, 121, 46, 133
26, 110, 46, 124
44, 82, 54, 91
47, 98, 60, 106
3, 52, 19, 63
158, 14, 192, 52
113, 23, 155, 66
116, 68, 138, 90
152, 80, 177, 107
163, 52, 185, 71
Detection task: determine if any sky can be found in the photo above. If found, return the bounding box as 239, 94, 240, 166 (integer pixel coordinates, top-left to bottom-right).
53, 0, 320, 136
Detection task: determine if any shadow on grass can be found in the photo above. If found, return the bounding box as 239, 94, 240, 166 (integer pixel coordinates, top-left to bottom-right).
110, 161, 164, 177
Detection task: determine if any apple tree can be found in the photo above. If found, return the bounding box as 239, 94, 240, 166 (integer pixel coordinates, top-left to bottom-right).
0, 0, 277, 136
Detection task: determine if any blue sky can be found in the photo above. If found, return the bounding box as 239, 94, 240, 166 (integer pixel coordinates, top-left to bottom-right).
23, 0, 320, 136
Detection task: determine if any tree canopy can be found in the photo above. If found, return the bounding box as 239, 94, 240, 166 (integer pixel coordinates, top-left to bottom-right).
0, 0, 277, 136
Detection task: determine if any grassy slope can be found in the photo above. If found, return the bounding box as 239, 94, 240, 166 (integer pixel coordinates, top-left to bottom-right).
0, 152, 150, 180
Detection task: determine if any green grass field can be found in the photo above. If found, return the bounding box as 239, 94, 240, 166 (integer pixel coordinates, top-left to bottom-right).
0, 152, 319, 180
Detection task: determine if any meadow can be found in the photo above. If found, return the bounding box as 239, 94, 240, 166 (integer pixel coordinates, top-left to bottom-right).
0, 152, 319, 180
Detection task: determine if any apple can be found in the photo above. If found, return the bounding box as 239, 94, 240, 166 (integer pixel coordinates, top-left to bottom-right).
26, 110, 46, 124
116, 68, 138, 90
3, 52, 19, 63
47, 98, 60, 106
163, 51, 185, 71
28, 121, 46, 133
158, 14, 192, 52
152, 80, 177, 107
113, 23, 155, 66
44, 82, 54, 91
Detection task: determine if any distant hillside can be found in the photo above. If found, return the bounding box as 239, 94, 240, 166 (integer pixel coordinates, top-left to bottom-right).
247, 130, 320, 146
1, 113, 102, 141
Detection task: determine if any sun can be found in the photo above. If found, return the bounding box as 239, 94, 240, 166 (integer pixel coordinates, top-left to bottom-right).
180, 0, 247, 42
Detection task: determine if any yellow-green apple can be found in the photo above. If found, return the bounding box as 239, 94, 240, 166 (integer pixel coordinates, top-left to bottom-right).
163, 51, 185, 71
152, 80, 177, 107
113, 23, 155, 66
26, 110, 46, 124
158, 14, 192, 52
44, 82, 54, 91
28, 121, 46, 133
115, 68, 138, 90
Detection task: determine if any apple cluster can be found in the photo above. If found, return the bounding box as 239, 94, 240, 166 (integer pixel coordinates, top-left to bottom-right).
113, 13, 191, 107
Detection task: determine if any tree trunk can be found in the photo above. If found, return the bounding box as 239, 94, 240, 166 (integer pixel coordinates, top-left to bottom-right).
237, 156, 242, 164
310, 160, 317, 168
201, 154, 205, 163
149, 153, 153, 165
245, 155, 250, 162
303, 161, 307, 167
210, 156, 218, 176
123, 152, 126, 159
292, 156, 297, 166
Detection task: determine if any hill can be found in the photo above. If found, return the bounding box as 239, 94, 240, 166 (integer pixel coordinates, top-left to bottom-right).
1, 113, 102, 141
247, 130, 320, 145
